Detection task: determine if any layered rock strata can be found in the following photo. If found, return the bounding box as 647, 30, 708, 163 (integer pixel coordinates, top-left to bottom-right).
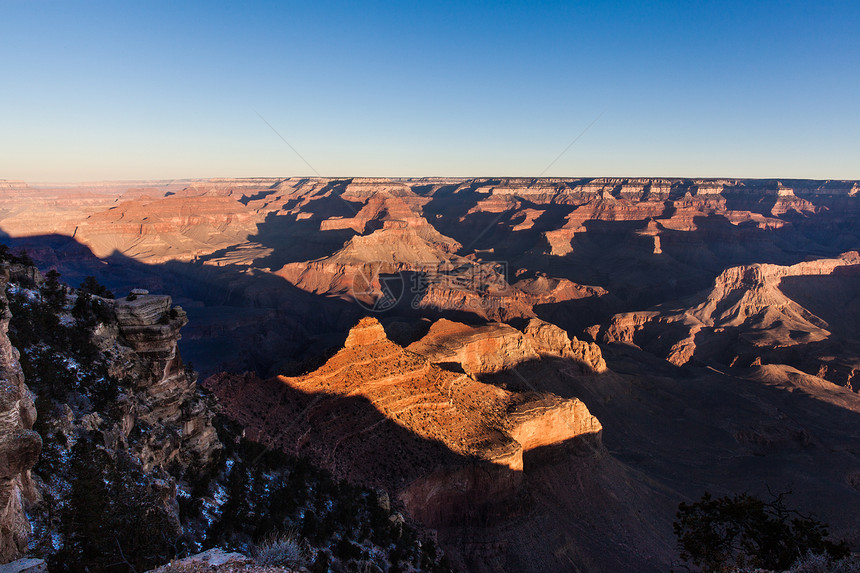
0, 266, 41, 563
406, 317, 606, 375
205, 317, 602, 527
108, 293, 220, 472
597, 252, 860, 379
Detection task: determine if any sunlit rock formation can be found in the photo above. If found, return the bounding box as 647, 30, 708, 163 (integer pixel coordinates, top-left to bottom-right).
205, 317, 602, 528
598, 252, 860, 383
406, 317, 606, 375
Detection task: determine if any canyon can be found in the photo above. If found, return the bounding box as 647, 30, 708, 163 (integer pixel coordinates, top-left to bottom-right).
1, 177, 860, 571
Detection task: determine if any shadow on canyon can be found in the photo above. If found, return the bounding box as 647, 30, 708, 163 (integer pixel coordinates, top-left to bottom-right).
1, 231, 362, 376
203, 370, 675, 573
6, 201, 860, 376
779, 267, 860, 338
477, 349, 860, 550
6, 227, 859, 569
435, 200, 860, 316
1, 231, 515, 377
208, 347, 860, 571
212, 180, 363, 271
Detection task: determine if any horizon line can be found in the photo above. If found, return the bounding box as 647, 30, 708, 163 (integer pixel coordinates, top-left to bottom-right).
4, 175, 860, 186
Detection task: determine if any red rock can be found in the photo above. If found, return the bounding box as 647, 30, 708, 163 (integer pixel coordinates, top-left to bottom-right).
205, 317, 602, 526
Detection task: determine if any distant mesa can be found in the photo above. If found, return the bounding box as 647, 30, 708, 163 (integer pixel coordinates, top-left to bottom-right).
597, 251, 860, 384
3, 175, 860, 378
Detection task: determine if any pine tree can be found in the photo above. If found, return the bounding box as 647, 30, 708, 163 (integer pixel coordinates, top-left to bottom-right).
42, 269, 65, 311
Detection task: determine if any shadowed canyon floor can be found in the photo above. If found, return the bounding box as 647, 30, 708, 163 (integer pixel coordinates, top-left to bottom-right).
3, 177, 860, 571
204, 317, 671, 572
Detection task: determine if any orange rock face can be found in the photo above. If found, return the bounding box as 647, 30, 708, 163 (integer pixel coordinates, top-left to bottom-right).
6, 176, 860, 570
406, 317, 606, 375
407, 319, 540, 375
598, 252, 860, 379
205, 317, 602, 526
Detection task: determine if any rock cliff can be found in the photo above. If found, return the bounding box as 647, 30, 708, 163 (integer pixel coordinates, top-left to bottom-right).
205, 317, 602, 528
3, 177, 860, 570
0, 266, 41, 563
597, 252, 860, 384
406, 317, 606, 375
0, 268, 222, 566
108, 293, 221, 472
9, 176, 860, 378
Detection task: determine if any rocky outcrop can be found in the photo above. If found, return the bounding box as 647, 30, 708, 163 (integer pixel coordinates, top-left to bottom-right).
319, 190, 435, 234
4, 176, 860, 571
597, 252, 860, 375
205, 317, 602, 529
505, 393, 602, 454
0, 268, 226, 568
108, 293, 221, 473
544, 195, 667, 256
115, 294, 188, 356
413, 273, 606, 322
407, 320, 541, 375
147, 548, 254, 572
0, 180, 193, 239
279, 229, 606, 321
0, 557, 47, 573
9, 176, 860, 379
0, 266, 41, 563
522, 318, 607, 373
277, 193, 462, 302
406, 317, 606, 375
73, 194, 260, 262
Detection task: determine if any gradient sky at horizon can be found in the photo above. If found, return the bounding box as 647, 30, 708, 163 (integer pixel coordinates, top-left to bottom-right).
2, 0, 858, 181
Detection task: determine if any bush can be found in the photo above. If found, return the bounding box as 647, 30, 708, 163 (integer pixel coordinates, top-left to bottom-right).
0, 244, 34, 266
674, 491, 849, 572
42, 269, 66, 310
252, 530, 311, 568
785, 550, 860, 573
50, 439, 179, 571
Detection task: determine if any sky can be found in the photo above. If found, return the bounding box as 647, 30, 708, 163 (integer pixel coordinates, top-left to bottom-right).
1, 0, 858, 181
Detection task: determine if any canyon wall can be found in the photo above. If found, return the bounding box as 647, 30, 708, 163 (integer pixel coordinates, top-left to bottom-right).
108, 292, 221, 472
0, 266, 41, 562
206, 317, 603, 530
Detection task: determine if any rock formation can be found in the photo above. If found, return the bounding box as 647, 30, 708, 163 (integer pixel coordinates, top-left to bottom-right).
73, 193, 260, 262
597, 252, 860, 383
205, 317, 602, 527
4, 176, 860, 570
6, 176, 860, 376
107, 292, 221, 472
0, 268, 224, 566
0, 266, 41, 563
522, 317, 607, 372
406, 319, 542, 375
406, 317, 605, 375
205, 316, 687, 571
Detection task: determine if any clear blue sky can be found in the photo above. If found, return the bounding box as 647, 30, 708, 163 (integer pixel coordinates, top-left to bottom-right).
2, 0, 858, 181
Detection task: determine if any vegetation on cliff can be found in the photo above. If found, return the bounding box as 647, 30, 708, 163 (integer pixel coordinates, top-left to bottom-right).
674, 491, 849, 572
1, 247, 454, 572
183, 427, 454, 573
